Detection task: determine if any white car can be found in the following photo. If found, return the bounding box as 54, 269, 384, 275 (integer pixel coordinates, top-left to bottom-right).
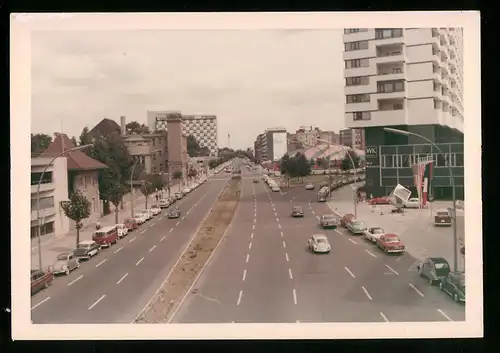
364, 227, 385, 243
134, 214, 147, 225
150, 205, 161, 216
141, 210, 153, 220
182, 188, 191, 195
305, 183, 315, 190
271, 185, 280, 192
404, 198, 420, 208
159, 199, 169, 208
115, 223, 128, 238
308, 234, 331, 254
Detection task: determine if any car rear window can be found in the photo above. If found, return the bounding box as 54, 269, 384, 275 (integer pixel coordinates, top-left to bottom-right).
316, 238, 327, 243
437, 212, 449, 216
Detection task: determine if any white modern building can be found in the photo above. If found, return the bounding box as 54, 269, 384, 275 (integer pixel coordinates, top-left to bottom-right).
343, 28, 464, 200
254, 127, 287, 163
31, 157, 70, 239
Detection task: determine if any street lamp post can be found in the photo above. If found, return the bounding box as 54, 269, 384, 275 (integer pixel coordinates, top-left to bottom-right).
315, 138, 359, 218
130, 159, 140, 218
384, 127, 459, 273
35, 144, 93, 271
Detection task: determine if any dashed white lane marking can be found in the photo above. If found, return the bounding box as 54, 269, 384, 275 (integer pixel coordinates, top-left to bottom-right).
276, 217, 280, 223
280, 231, 284, 237
88, 294, 106, 310
176, 222, 180, 226
68, 275, 83, 286
169, 228, 174, 233
361, 286, 373, 300
385, 264, 400, 275
129, 237, 136, 243
335, 229, 342, 234
248, 242, 252, 250
437, 309, 453, 321
292, 289, 298, 305
236, 290, 243, 306
348, 238, 357, 244
254, 213, 257, 217
246, 254, 250, 263
141, 229, 148, 234
273, 207, 276, 212
380, 312, 389, 322
365, 249, 377, 257
344, 267, 356, 278
31, 297, 50, 310
117, 273, 128, 284
114, 246, 123, 254
311, 210, 315, 214
409, 283, 425, 297
160, 235, 166, 242
254, 219, 256, 224
315, 216, 320, 220
288, 268, 294, 280
182, 216, 186, 220
250, 232, 254, 239
282, 240, 287, 248
252, 224, 255, 230
242, 270, 247, 281
278, 224, 282, 229
149, 245, 157, 252
96, 259, 107, 268
274, 213, 278, 217
136, 257, 144, 266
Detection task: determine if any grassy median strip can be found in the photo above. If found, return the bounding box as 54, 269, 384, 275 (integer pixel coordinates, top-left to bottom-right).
134, 176, 242, 323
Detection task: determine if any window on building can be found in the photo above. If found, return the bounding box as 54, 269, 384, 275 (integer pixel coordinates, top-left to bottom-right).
377, 80, 405, 93
455, 153, 464, 167
41, 221, 54, 235
344, 28, 368, 34
381, 155, 395, 168
31, 196, 55, 211
153, 154, 156, 161
31, 172, 53, 186
153, 167, 157, 173
344, 40, 369, 51
346, 94, 370, 104
375, 28, 403, 39
353, 111, 371, 121
434, 99, 441, 109
346, 76, 370, 86
345, 59, 370, 69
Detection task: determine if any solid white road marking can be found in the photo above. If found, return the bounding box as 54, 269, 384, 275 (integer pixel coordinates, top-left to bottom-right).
409, 283, 425, 297
236, 290, 243, 306
141, 229, 148, 234
380, 312, 389, 322
288, 268, 294, 280
293, 289, 298, 305
169, 228, 174, 233
117, 273, 128, 284
437, 309, 453, 321
129, 237, 136, 243
344, 267, 356, 278
365, 249, 377, 257
114, 246, 123, 254
282, 240, 287, 248
88, 294, 106, 310
160, 235, 165, 242
385, 264, 400, 275
348, 238, 357, 244
136, 257, 144, 266
242, 270, 247, 281
246, 254, 250, 263
285, 253, 289, 262
68, 275, 83, 286
31, 297, 50, 310
96, 259, 107, 268
335, 229, 342, 234
361, 286, 373, 300
248, 242, 252, 250
149, 245, 157, 252
176, 222, 180, 226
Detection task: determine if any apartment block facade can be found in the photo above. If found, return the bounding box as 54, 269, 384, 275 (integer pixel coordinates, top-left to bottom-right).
343, 27, 464, 200
254, 127, 287, 163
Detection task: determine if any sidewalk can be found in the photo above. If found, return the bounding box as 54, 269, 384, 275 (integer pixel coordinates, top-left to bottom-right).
327, 186, 465, 270
30, 182, 184, 270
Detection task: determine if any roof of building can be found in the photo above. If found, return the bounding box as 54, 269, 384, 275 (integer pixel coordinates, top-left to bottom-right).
40, 133, 108, 171
88, 118, 121, 136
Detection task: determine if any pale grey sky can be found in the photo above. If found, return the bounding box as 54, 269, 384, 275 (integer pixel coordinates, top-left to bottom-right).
31, 29, 345, 149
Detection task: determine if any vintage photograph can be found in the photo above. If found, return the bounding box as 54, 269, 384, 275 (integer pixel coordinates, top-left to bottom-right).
11, 12, 481, 339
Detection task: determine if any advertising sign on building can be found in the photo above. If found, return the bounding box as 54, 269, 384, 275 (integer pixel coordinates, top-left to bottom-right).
365, 146, 379, 167
272, 132, 287, 161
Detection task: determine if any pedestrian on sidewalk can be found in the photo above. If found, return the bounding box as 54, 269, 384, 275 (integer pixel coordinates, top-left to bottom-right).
96, 221, 101, 230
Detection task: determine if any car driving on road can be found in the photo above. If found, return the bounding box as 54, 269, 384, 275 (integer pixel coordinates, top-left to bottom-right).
73, 240, 101, 261
364, 227, 385, 243
404, 197, 420, 208
308, 234, 331, 254
417, 257, 451, 285
52, 252, 80, 275
168, 208, 181, 219
439, 272, 465, 303
346, 220, 367, 235
434, 208, 452, 227
291, 206, 304, 217
376, 233, 405, 254
305, 183, 315, 190
319, 214, 337, 229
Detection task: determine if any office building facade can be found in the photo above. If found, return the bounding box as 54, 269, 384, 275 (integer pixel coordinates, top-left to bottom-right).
343, 28, 464, 200
254, 127, 287, 163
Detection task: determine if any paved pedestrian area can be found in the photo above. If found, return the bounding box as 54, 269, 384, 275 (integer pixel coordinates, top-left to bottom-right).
326, 186, 465, 272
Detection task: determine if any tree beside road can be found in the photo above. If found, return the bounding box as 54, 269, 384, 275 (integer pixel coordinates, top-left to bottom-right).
60, 190, 92, 247
279, 152, 311, 185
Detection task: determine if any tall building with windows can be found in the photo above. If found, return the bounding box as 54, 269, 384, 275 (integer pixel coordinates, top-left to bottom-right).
343, 28, 464, 200
253, 127, 287, 163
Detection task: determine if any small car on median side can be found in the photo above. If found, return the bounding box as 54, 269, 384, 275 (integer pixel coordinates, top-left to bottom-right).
307, 234, 331, 254
319, 214, 338, 229
291, 206, 304, 217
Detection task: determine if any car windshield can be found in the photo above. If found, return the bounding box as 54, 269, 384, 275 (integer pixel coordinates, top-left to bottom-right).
78, 244, 90, 249
372, 228, 384, 234
352, 221, 364, 227
294, 207, 302, 211
385, 237, 399, 243
435, 262, 449, 269
437, 212, 449, 216
323, 216, 335, 221
57, 254, 68, 260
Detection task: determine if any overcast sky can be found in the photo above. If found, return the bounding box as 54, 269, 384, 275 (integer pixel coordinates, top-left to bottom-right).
31, 29, 345, 150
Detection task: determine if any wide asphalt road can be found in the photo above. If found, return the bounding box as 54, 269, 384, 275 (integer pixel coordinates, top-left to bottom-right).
30, 173, 232, 323
172, 167, 465, 323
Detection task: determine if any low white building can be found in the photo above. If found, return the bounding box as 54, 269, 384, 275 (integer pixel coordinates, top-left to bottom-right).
31, 156, 70, 239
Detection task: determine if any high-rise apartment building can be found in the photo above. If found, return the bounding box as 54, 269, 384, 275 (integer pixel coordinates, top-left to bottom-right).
253, 127, 287, 163
343, 28, 464, 200
339, 128, 365, 150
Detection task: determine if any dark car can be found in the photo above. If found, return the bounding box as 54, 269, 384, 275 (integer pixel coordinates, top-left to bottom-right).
168, 208, 181, 219
417, 257, 451, 285
439, 272, 465, 303
73, 240, 101, 261
31, 269, 54, 295
291, 206, 304, 217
